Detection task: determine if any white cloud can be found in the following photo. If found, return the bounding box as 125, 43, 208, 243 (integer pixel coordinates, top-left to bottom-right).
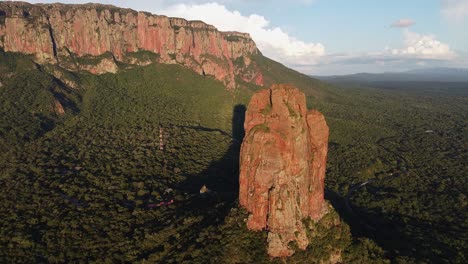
391, 18, 415, 28
389, 29, 454, 59
441, 0, 468, 22
301, 29, 463, 75
160, 3, 325, 65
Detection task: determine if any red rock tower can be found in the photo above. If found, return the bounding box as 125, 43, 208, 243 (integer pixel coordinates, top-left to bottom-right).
239, 84, 329, 257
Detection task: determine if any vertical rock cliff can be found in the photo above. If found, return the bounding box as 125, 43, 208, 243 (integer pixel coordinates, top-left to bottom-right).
239, 84, 329, 257
0, 1, 264, 88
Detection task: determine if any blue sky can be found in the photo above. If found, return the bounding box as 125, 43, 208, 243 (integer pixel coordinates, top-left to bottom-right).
26, 0, 468, 75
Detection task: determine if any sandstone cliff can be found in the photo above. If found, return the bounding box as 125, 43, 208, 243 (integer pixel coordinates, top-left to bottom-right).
239, 84, 329, 257
0, 1, 264, 88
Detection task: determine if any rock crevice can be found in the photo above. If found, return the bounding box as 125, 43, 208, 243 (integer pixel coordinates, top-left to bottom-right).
239, 84, 329, 257
45, 15, 58, 62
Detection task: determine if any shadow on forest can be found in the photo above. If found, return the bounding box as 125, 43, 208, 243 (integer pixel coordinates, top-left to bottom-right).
326, 180, 459, 262
349, 203, 460, 262
173, 104, 246, 216
177, 104, 245, 196
155, 105, 246, 261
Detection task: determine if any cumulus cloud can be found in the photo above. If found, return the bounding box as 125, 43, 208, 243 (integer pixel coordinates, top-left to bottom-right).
302, 29, 462, 75
441, 0, 468, 22
160, 3, 325, 64
391, 18, 415, 28
389, 29, 454, 59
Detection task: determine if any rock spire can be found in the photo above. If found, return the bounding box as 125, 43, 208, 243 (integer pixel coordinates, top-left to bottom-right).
239, 84, 329, 257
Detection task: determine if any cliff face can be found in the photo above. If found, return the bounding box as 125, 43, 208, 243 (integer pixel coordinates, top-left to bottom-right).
0, 1, 264, 88
239, 84, 329, 257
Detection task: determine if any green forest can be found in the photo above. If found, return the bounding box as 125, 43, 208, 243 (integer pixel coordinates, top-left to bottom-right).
0, 50, 466, 263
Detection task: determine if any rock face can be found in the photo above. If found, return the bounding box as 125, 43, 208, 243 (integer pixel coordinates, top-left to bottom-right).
0, 2, 264, 88
239, 84, 329, 257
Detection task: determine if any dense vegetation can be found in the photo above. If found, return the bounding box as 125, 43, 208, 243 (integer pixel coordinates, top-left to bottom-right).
0, 51, 80, 156
0, 51, 466, 263
316, 82, 468, 263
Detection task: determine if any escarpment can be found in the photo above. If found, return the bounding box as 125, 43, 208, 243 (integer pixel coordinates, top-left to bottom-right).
239, 84, 329, 257
0, 1, 264, 88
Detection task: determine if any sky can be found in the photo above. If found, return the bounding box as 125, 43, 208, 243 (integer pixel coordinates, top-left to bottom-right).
23, 0, 468, 75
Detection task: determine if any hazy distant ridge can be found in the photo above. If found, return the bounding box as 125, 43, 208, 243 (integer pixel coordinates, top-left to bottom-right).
315, 67, 468, 83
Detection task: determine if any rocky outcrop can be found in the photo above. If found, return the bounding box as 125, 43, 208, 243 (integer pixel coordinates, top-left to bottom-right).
239, 84, 329, 257
0, 1, 264, 88
52, 100, 65, 115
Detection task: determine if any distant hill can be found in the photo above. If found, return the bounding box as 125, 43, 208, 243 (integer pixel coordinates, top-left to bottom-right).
315, 67, 468, 83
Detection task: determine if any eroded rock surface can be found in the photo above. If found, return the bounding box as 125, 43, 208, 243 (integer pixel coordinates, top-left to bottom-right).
0, 1, 264, 88
239, 84, 329, 257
